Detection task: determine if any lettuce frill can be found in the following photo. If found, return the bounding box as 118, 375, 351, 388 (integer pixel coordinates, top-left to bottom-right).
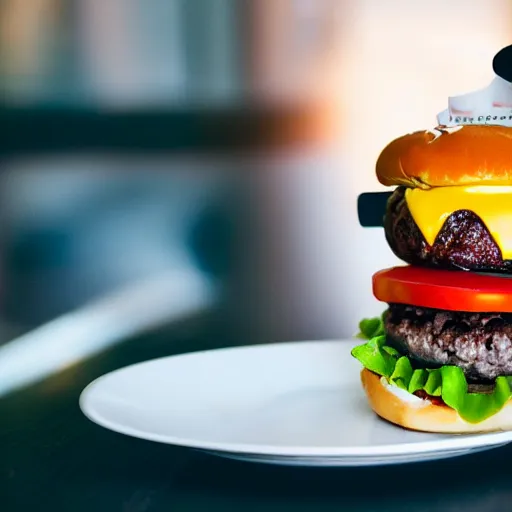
352, 316, 512, 424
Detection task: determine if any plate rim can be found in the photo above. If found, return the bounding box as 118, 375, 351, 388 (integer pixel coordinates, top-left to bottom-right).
79, 339, 512, 458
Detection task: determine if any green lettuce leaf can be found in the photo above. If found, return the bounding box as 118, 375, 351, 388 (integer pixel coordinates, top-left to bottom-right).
439, 366, 512, 424
351, 316, 512, 424
408, 369, 428, 394
390, 356, 413, 390
351, 336, 395, 377
356, 315, 385, 339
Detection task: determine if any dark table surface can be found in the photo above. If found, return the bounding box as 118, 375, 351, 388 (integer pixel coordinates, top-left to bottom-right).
3, 310, 512, 512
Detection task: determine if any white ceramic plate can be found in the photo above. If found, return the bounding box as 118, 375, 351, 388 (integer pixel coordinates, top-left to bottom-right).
79, 340, 512, 466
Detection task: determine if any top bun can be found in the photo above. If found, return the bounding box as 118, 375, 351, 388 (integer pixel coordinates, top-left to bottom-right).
376, 125, 512, 188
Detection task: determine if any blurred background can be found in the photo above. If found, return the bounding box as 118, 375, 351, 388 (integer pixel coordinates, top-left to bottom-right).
0, 0, 511, 360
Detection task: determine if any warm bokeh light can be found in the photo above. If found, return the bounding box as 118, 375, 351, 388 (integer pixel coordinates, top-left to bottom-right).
1, 1, 512, 359
338, 0, 512, 194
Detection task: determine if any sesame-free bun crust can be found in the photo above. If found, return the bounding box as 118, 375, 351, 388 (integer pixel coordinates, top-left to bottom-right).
376, 125, 512, 188
360, 369, 512, 433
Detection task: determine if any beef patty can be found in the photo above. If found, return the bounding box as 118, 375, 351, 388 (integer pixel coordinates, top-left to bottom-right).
385, 304, 512, 382
384, 186, 512, 272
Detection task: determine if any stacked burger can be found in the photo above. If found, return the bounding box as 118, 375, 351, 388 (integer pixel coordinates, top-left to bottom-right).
351, 123, 512, 433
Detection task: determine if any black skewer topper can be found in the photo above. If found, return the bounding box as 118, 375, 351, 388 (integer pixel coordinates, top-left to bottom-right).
493, 45, 512, 82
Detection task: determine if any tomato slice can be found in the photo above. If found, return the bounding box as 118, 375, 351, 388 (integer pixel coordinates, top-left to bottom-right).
373, 266, 512, 312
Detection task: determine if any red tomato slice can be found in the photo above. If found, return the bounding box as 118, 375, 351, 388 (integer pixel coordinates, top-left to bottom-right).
373, 266, 512, 312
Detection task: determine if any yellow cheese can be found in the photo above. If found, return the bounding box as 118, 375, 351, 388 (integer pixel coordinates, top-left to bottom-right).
404, 186, 512, 259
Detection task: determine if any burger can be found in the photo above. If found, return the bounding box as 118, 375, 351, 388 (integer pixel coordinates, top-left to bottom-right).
351, 124, 512, 433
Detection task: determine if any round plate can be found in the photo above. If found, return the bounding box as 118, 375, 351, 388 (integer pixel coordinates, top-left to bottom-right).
79, 340, 512, 467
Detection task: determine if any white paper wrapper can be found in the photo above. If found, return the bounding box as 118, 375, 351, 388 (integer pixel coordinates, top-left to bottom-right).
437, 76, 512, 127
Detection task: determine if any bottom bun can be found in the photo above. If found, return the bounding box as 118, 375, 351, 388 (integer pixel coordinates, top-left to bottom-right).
360, 368, 512, 433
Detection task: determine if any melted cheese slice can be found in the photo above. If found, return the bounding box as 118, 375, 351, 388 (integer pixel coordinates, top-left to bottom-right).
405, 186, 512, 259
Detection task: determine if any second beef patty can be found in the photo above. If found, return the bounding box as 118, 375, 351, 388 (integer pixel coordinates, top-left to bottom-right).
385, 304, 512, 382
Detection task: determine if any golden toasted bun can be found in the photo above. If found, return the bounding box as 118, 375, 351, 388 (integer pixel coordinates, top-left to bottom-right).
360, 369, 512, 433
376, 125, 512, 188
